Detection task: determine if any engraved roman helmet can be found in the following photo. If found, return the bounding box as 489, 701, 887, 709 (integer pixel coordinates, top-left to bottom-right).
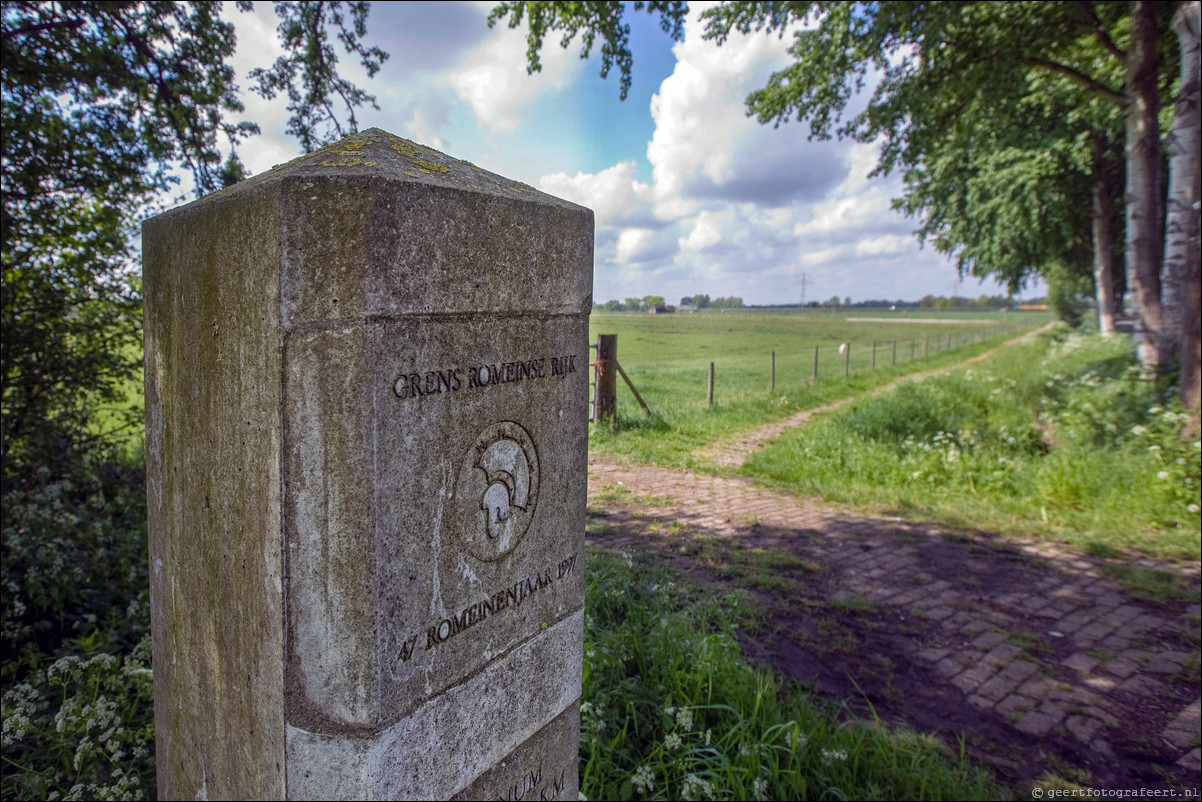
477, 437, 530, 538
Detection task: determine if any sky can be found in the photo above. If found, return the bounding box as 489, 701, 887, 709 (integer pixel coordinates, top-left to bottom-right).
215, 0, 1045, 306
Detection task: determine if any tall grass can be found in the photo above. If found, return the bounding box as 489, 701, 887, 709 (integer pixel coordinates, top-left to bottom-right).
743, 329, 1201, 561
581, 550, 1007, 800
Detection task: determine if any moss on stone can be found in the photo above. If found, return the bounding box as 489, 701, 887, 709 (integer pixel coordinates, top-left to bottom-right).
413, 160, 450, 173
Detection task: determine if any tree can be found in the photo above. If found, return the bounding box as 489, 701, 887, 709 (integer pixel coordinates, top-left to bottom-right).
1, 0, 389, 693
491, 0, 1199, 405
625, 296, 643, 311
1163, 2, 1201, 409
643, 294, 666, 309
606, 298, 623, 311
2, 1, 388, 471
691, 293, 711, 308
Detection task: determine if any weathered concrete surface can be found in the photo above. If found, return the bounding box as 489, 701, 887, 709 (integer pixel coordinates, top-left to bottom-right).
144, 128, 592, 799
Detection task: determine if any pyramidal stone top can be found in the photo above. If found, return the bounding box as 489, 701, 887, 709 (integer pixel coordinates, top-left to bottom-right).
166, 127, 582, 213
145, 127, 594, 323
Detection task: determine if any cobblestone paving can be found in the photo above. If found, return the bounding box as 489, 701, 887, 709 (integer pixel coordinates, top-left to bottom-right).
587, 459, 1202, 788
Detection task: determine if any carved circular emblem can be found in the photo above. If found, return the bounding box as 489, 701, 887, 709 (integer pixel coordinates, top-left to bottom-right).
457, 421, 540, 562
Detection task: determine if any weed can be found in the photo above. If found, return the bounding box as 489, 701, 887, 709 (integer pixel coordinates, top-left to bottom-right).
1100, 564, 1195, 606
591, 483, 634, 505
829, 594, 877, 614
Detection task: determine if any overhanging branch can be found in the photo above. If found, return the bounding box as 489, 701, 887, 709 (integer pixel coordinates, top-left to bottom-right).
1023, 57, 1127, 107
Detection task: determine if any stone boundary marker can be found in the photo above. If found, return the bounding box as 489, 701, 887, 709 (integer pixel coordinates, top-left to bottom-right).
143, 129, 593, 800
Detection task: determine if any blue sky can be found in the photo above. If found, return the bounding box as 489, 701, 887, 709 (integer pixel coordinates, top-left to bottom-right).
222, 1, 1041, 305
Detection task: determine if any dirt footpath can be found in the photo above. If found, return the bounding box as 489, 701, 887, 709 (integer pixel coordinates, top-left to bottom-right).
586, 459, 1202, 793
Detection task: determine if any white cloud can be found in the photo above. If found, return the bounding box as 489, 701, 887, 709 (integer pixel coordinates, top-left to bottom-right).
800, 246, 846, 266
643, 8, 801, 218
794, 187, 896, 237
616, 228, 657, 264
678, 211, 725, 252
443, 19, 583, 133
538, 162, 651, 227
855, 235, 910, 257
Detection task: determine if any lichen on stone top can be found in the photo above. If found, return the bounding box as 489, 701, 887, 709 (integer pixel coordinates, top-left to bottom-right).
413, 160, 450, 174
158, 127, 586, 214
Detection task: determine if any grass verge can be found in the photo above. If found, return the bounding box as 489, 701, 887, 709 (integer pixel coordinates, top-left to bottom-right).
742, 329, 1201, 562
581, 550, 1008, 801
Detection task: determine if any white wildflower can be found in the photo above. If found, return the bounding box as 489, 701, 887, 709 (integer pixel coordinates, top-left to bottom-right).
1158, 471, 1172, 480
631, 765, 656, 795
681, 774, 715, 801
821, 748, 849, 762
1187, 504, 1200, 514
753, 777, 769, 801
675, 707, 694, 732
664, 733, 683, 751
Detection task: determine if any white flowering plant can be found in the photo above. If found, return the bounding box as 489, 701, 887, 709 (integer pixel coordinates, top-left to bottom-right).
2, 636, 155, 800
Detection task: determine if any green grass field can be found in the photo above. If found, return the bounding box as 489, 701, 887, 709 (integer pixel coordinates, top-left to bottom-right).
741, 328, 1201, 562
586, 309, 1047, 465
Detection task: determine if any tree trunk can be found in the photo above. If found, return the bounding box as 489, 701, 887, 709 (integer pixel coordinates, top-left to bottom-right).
1166, 1, 1201, 410
1124, 0, 1164, 376
1092, 156, 1118, 336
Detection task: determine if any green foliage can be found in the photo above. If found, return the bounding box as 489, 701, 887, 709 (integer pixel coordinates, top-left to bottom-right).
247, 1, 389, 153
744, 329, 1202, 560
2, 5, 388, 797
642, 295, 666, 310
488, 1, 687, 100
581, 551, 1004, 800
1044, 261, 1096, 328
2, 448, 149, 683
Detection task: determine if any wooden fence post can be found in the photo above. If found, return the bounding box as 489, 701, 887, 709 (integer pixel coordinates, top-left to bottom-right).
892, 340, 897, 365
871, 340, 876, 369
595, 334, 617, 422
844, 344, 850, 376
707, 362, 715, 408
770, 351, 775, 391
812, 346, 819, 383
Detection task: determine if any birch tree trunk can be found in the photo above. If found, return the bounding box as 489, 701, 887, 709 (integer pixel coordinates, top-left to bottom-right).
1165, 1, 1201, 410
1092, 156, 1119, 336
1125, 0, 1164, 377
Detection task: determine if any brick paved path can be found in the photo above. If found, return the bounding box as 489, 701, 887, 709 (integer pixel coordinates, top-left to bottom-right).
587, 460, 1202, 787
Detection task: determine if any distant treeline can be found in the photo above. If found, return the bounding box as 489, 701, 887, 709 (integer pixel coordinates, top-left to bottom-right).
594, 294, 745, 312
753, 294, 1042, 310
